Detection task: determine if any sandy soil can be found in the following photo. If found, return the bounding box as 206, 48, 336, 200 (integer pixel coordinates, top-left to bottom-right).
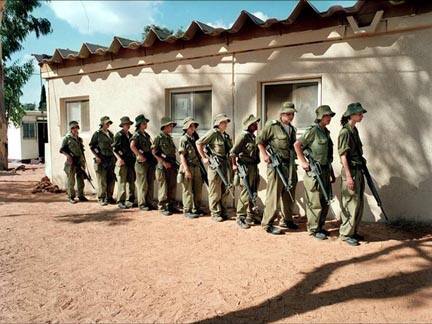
0, 164, 431, 323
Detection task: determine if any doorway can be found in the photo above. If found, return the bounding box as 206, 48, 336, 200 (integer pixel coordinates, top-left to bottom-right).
37, 122, 48, 161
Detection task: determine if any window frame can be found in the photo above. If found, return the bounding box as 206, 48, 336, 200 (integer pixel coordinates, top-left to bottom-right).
168, 87, 212, 135
261, 78, 322, 132
60, 96, 90, 135
22, 122, 37, 140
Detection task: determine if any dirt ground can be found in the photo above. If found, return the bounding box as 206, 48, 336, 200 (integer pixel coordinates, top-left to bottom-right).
1, 164, 431, 323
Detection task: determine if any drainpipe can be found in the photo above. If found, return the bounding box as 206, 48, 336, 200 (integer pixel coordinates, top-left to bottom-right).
231, 53, 236, 207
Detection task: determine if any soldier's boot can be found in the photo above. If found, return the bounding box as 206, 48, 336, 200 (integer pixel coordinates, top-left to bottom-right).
353, 233, 365, 241
78, 196, 89, 202
118, 202, 129, 209
212, 215, 224, 222
264, 225, 282, 235
237, 218, 251, 229
313, 232, 328, 240
184, 211, 199, 219
279, 220, 299, 230
124, 201, 134, 209
107, 197, 116, 205
192, 209, 205, 217
100, 199, 108, 206
160, 209, 173, 216
341, 236, 360, 246
68, 197, 77, 204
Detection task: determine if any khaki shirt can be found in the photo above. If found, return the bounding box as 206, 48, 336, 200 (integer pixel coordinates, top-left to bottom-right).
112, 130, 135, 165
230, 131, 259, 165
60, 132, 85, 164
179, 133, 200, 166
89, 129, 114, 157
299, 124, 333, 165
196, 128, 233, 158
131, 130, 155, 164
338, 123, 363, 165
152, 132, 176, 159
256, 120, 296, 160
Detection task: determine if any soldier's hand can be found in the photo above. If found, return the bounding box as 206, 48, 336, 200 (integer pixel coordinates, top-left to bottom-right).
202, 158, 209, 165
95, 157, 102, 164
185, 170, 192, 180
232, 164, 238, 171
163, 161, 172, 169
117, 159, 125, 167
330, 174, 336, 183
137, 154, 146, 163
301, 161, 310, 171
263, 153, 271, 164
347, 177, 355, 191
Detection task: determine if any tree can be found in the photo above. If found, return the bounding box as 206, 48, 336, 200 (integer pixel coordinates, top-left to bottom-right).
38, 84, 46, 111
142, 24, 184, 41
0, 0, 52, 170
23, 103, 36, 111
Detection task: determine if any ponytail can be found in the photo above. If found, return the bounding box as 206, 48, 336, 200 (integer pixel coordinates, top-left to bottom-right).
341, 116, 350, 126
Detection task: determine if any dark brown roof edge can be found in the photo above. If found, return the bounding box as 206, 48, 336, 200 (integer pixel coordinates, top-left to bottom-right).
33, 0, 431, 66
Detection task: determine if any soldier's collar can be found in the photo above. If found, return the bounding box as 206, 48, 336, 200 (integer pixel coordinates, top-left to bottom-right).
160, 131, 172, 138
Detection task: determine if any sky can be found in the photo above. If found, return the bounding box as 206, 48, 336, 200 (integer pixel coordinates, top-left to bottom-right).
12, 0, 357, 105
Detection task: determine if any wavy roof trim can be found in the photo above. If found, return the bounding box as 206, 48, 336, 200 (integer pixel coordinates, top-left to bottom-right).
33, 0, 427, 66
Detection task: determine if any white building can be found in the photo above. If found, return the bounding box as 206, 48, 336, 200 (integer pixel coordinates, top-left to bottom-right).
35, 0, 432, 223
8, 110, 48, 162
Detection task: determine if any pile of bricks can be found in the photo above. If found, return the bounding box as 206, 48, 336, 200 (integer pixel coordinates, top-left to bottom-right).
32, 176, 63, 194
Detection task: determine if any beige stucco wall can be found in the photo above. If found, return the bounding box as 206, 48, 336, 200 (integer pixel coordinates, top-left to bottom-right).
44, 11, 432, 223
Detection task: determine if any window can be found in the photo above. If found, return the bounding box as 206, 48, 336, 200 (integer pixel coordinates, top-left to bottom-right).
65, 100, 90, 132
22, 122, 36, 139
263, 80, 320, 130
170, 90, 212, 133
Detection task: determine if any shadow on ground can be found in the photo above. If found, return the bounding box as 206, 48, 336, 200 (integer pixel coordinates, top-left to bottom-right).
196, 233, 432, 323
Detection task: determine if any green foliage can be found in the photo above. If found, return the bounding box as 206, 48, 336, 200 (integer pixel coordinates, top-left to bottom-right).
142, 24, 184, 41
4, 61, 34, 126
23, 103, 36, 111
0, 0, 52, 125
1, 0, 52, 61
38, 84, 46, 111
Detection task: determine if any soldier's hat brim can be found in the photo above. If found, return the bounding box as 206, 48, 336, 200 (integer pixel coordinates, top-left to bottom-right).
243, 116, 260, 130
182, 119, 199, 130
160, 121, 177, 130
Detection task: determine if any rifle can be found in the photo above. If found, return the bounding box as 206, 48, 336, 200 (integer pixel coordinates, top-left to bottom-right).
204, 144, 234, 198
360, 158, 389, 222
187, 135, 208, 186
155, 151, 180, 170
303, 148, 333, 205
61, 146, 95, 190
90, 146, 117, 182
265, 145, 294, 202
236, 162, 258, 212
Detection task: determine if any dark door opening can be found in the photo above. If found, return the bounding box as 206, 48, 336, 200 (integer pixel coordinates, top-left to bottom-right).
37, 122, 48, 161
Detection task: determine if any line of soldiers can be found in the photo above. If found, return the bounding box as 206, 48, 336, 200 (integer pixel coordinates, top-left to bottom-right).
60, 101, 377, 246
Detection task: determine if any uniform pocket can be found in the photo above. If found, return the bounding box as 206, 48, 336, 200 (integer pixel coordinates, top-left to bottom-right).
213, 140, 225, 155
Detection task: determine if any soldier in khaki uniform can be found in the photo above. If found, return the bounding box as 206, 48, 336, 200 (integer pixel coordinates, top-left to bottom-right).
112, 116, 136, 209
230, 114, 261, 229
89, 116, 116, 206
338, 103, 368, 246
178, 117, 204, 219
196, 113, 233, 222
152, 117, 178, 216
294, 105, 336, 240
60, 121, 89, 204
257, 102, 299, 235
130, 114, 156, 211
